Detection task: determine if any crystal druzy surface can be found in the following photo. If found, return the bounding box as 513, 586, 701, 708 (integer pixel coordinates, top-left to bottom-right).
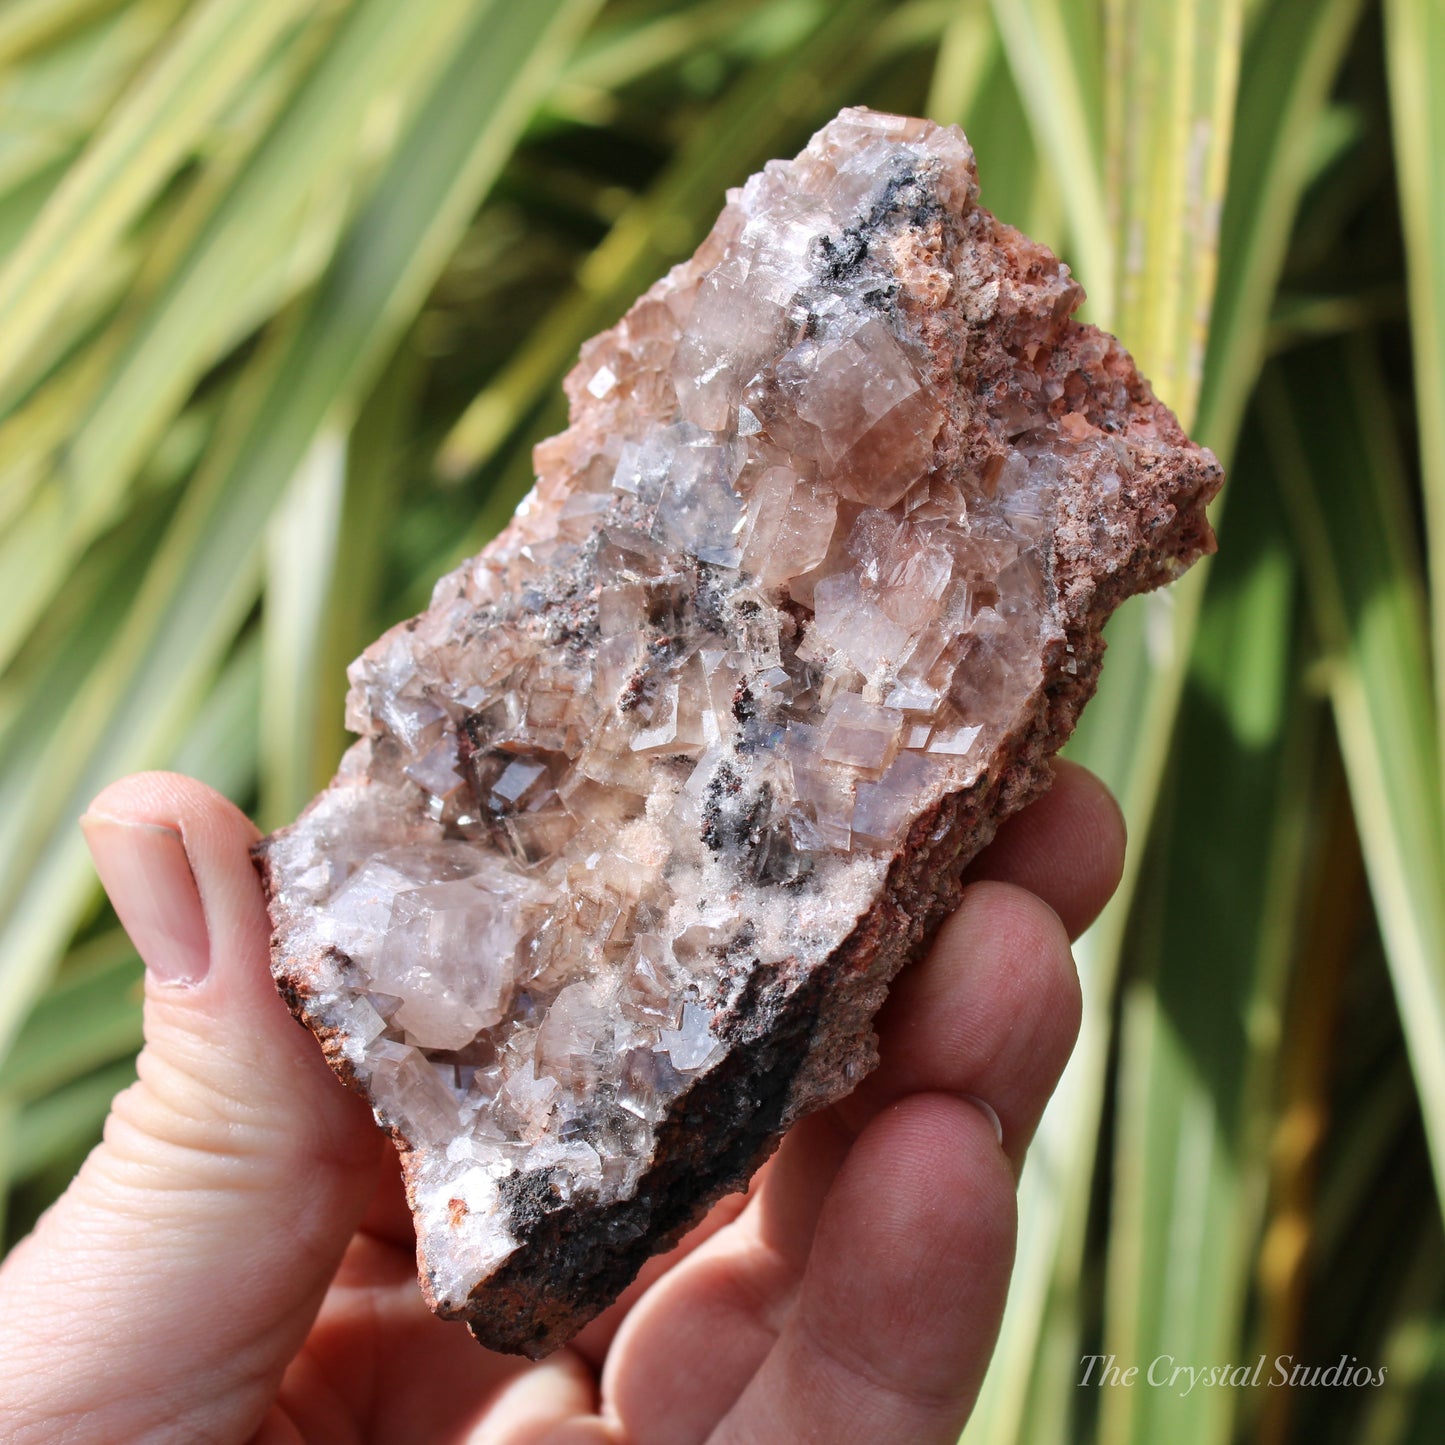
258, 108, 1221, 1356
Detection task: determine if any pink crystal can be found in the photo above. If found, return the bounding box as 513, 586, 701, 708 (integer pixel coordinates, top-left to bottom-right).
258, 107, 1220, 1357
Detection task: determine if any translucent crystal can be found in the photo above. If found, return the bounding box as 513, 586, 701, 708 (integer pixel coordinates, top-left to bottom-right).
658, 1002, 723, 1072
261, 106, 1221, 1357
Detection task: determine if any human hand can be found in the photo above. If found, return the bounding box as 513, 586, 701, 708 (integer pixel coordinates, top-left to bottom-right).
0, 763, 1122, 1444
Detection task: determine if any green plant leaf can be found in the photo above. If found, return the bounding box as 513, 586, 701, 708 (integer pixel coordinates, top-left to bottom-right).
0, 934, 142, 1103
1383, 0, 1445, 813
1105, 0, 1245, 423
925, 0, 994, 128
6, 1057, 138, 1184
1100, 431, 1311, 1445
0, 0, 603, 1058
0, 0, 305, 408
1263, 339, 1445, 1213
1198, 0, 1368, 457
260, 426, 347, 828
970, 3, 1363, 1436
987, 0, 1113, 323
0, 0, 132, 72
0, 0, 480, 681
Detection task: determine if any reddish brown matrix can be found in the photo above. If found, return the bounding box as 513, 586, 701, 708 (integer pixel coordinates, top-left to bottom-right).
258, 107, 1221, 1357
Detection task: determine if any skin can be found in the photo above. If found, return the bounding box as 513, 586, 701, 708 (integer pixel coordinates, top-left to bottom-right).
0, 760, 1123, 1444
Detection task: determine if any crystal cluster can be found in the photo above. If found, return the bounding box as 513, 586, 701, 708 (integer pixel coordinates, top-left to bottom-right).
258, 108, 1221, 1357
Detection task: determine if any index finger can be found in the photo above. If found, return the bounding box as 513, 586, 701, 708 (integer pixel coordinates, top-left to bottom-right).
964, 758, 1126, 940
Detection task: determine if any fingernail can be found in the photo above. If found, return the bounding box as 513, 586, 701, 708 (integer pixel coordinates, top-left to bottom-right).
81, 816, 210, 986
962, 1093, 1005, 1149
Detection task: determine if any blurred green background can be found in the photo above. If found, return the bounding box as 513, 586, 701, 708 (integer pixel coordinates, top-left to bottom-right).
0, 0, 1442, 1439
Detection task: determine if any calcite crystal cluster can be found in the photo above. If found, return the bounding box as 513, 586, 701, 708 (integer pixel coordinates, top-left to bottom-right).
258, 108, 1220, 1357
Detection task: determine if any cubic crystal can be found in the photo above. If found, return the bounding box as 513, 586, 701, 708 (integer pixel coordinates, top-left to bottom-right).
258, 107, 1221, 1358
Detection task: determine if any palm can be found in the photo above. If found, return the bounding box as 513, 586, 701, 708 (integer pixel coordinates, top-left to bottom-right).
0, 763, 1118, 1445
284, 1101, 993, 1443
270, 763, 1116, 1444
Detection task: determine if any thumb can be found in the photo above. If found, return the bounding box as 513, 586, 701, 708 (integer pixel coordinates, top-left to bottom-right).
0, 772, 384, 1445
